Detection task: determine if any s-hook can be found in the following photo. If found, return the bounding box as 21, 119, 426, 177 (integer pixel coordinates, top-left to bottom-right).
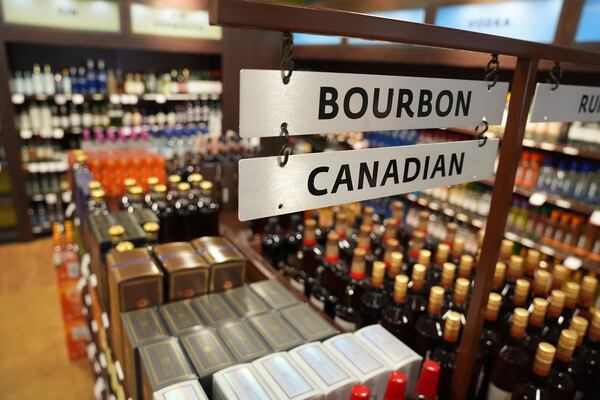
484, 54, 500, 90
548, 62, 562, 91
281, 31, 294, 85
278, 122, 291, 167
475, 120, 489, 147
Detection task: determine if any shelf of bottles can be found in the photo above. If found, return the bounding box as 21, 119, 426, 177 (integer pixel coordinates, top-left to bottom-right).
0, 126, 19, 242
9, 60, 224, 235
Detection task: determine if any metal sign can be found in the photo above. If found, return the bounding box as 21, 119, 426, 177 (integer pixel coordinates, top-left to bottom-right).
238, 139, 499, 220
239, 70, 508, 137
530, 83, 600, 122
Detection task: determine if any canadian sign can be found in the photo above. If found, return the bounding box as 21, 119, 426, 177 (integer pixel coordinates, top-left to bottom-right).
239, 70, 508, 137
238, 139, 499, 220
530, 83, 600, 122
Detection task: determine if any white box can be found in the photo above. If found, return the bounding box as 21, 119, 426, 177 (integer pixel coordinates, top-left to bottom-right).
153, 380, 208, 400
289, 342, 359, 400
323, 333, 391, 399
354, 325, 423, 394
212, 364, 279, 400
252, 352, 323, 400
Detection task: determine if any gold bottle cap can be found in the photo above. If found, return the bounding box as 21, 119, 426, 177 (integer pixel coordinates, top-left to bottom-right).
129, 185, 143, 195
549, 290, 566, 316
147, 176, 160, 186
428, 286, 445, 313
569, 316, 589, 347
177, 182, 191, 192
391, 201, 404, 211
88, 180, 102, 190
418, 210, 429, 221
90, 189, 105, 200
108, 224, 125, 237
394, 274, 409, 303
510, 307, 529, 337
556, 329, 578, 361
581, 275, 598, 296
154, 184, 167, 193
436, 243, 450, 263
529, 298, 549, 327
591, 310, 600, 330
494, 262, 507, 286
564, 281, 581, 308
115, 241, 134, 252
453, 237, 465, 255
508, 255, 523, 278
485, 292, 503, 321
453, 278, 470, 305
500, 239, 514, 258
444, 311, 462, 342
200, 180, 213, 191
533, 342, 556, 376
325, 231, 340, 260
533, 269, 551, 295
552, 265, 569, 287
447, 223, 458, 234
75, 153, 87, 163
143, 222, 159, 233
384, 218, 397, 236
441, 262, 457, 288
418, 249, 431, 266
385, 238, 400, 252
124, 178, 137, 188
372, 261, 386, 287
187, 173, 203, 184
413, 230, 425, 241
412, 264, 426, 281
525, 249, 541, 275
389, 252, 404, 275
168, 175, 181, 185
305, 219, 316, 229
350, 247, 366, 279
514, 279, 530, 305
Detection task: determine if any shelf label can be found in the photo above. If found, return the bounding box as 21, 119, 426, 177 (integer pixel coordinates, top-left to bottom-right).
1, 0, 120, 33
239, 69, 508, 137
238, 139, 498, 220
564, 256, 583, 271
530, 83, 600, 122
130, 3, 221, 40
591, 210, 600, 226
529, 192, 547, 206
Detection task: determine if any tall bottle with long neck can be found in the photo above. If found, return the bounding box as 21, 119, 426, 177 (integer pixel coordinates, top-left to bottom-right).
487, 307, 530, 399
443, 278, 469, 325
491, 262, 507, 293
385, 251, 406, 296
413, 285, 445, 358
547, 329, 578, 398
499, 278, 530, 335
430, 311, 462, 400
335, 247, 367, 331
574, 310, 600, 400
355, 224, 377, 277
382, 238, 401, 270
358, 261, 387, 328
475, 292, 503, 399
574, 275, 598, 321
407, 263, 428, 331
381, 274, 412, 343
541, 289, 566, 344
563, 281, 581, 323
500, 255, 523, 303
311, 231, 345, 316
289, 219, 321, 296
523, 298, 549, 357
512, 342, 556, 399
427, 243, 450, 285
530, 268, 551, 301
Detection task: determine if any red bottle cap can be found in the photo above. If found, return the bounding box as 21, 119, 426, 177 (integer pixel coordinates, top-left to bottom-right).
349, 384, 371, 399
384, 371, 407, 400
414, 360, 440, 398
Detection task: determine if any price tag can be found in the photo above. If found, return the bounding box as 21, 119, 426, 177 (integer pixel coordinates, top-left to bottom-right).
564, 256, 583, 271
472, 219, 483, 228
562, 146, 579, 155
505, 232, 519, 241
540, 143, 557, 151
529, 192, 547, 206
429, 201, 440, 211
11, 94, 24, 104
522, 139, 536, 147
521, 238, 536, 248
531, 83, 600, 123
555, 199, 571, 209
443, 208, 456, 217
540, 245, 556, 256
590, 210, 600, 226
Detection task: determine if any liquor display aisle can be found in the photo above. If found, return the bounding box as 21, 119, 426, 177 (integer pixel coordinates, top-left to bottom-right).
2, 1, 600, 400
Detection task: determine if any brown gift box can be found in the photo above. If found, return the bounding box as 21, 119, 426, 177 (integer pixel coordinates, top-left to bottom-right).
191, 237, 246, 292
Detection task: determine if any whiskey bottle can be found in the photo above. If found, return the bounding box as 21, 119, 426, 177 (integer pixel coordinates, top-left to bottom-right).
498, 239, 514, 264
385, 251, 406, 295
334, 212, 353, 264
523, 298, 549, 357
407, 263, 428, 325
148, 184, 175, 243
361, 206, 377, 228
381, 274, 412, 343
383, 371, 407, 400
411, 360, 440, 400
530, 269, 551, 301
499, 255, 524, 305
457, 254, 474, 281
166, 174, 181, 202
443, 278, 469, 325
197, 180, 220, 237
492, 262, 507, 293
512, 342, 556, 400
335, 247, 367, 331
541, 289, 566, 344
390, 200, 404, 225
474, 292, 503, 399
261, 218, 283, 268
551, 265, 570, 290
289, 219, 322, 296
355, 224, 377, 277
523, 249, 541, 281
429, 311, 462, 400
427, 243, 450, 285
574, 275, 598, 321
487, 307, 530, 398
143, 221, 159, 245
569, 315, 589, 352
108, 224, 125, 248
439, 262, 457, 296
310, 231, 345, 316
122, 185, 144, 212
174, 182, 196, 241
380, 219, 399, 253
358, 261, 387, 328
407, 230, 425, 268
382, 238, 401, 270
88, 189, 108, 215
450, 237, 465, 266
413, 285, 445, 358
499, 279, 531, 335
562, 281, 581, 324
573, 310, 600, 400
417, 249, 432, 278
547, 329, 578, 398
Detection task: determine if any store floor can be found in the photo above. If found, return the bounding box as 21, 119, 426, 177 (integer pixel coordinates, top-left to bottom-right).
0, 238, 93, 399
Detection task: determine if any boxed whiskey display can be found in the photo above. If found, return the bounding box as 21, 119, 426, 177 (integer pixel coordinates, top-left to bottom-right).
222, 285, 270, 317
152, 380, 209, 400
191, 237, 246, 292
280, 303, 339, 342
180, 328, 235, 396
323, 333, 392, 400
249, 280, 300, 309
120, 308, 169, 399
288, 342, 359, 400
213, 364, 279, 400
138, 337, 197, 400
153, 242, 211, 301
158, 299, 205, 336
217, 319, 271, 363
107, 248, 164, 369
191, 292, 238, 326
252, 352, 323, 400
248, 311, 304, 351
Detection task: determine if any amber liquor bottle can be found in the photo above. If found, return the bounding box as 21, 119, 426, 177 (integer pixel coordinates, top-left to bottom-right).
413, 285, 445, 358
382, 238, 401, 270
407, 230, 426, 268
381, 274, 412, 343
523, 298, 549, 357
491, 262, 507, 294
498, 239, 514, 265
449, 236, 465, 266
499, 255, 524, 305
487, 307, 530, 398
443, 222, 458, 247
442, 278, 469, 326
357, 261, 387, 328
474, 293, 503, 399
574, 275, 598, 321
148, 184, 175, 243
512, 342, 556, 399
547, 329, 578, 398
335, 247, 367, 331
438, 262, 456, 297
541, 289, 566, 344
429, 311, 462, 400
355, 224, 377, 277
551, 264, 570, 290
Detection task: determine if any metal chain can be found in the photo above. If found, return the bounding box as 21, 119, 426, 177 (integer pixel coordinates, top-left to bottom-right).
484, 53, 500, 90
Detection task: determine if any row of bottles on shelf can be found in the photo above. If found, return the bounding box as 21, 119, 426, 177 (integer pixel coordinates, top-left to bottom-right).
10, 60, 220, 97
423, 183, 492, 218
525, 120, 600, 150
257, 199, 600, 400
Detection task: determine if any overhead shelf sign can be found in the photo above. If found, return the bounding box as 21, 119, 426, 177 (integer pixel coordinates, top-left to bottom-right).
239, 70, 508, 137
530, 83, 600, 122
130, 3, 221, 40
238, 139, 499, 220
576, 0, 600, 42
1, 0, 120, 33
434, 0, 563, 43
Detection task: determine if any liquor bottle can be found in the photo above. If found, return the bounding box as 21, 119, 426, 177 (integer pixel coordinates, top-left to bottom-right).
261, 218, 283, 268
407, 263, 428, 326
450, 237, 465, 266
439, 262, 457, 295
574, 275, 598, 321
417, 249, 432, 277
355, 224, 377, 277
381, 274, 412, 343
413, 285, 445, 358
87, 189, 108, 215
382, 238, 401, 271
492, 262, 507, 293
407, 231, 425, 267
385, 252, 406, 295
334, 212, 353, 264
390, 200, 404, 225
499, 255, 524, 305
197, 180, 220, 237
143, 221, 159, 245
512, 342, 556, 399
123, 185, 145, 213
530, 268, 551, 301
443, 278, 469, 325
349, 385, 370, 400
523, 249, 541, 280
523, 298, 549, 357
551, 265, 570, 290
361, 206, 377, 228
457, 254, 473, 281
430, 311, 461, 400
569, 315, 589, 351
499, 279, 531, 335
358, 261, 387, 328
487, 307, 530, 398
381, 219, 399, 248
443, 222, 459, 247
427, 243, 450, 285
547, 329, 578, 398
289, 219, 322, 296
499, 239, 514, 264
383, 371, 407, 400
313, 231, 347, 316
166, 174, 181, 201
335, 247, 368, 332
573, 310, 600, 400
475, 292, 503, 399
562, 281, 581, 323
315, 208, 333, 246
282, 214, 303, 270
411, 360, 440, 400
174, 182, 196, 241
148, 184, 175, 243
541, 289, 566, 344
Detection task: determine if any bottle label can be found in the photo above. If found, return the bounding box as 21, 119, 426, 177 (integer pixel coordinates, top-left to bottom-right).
289, 278, 304, 293
310, 295, 324, 311
334, 316, 356, 332
486, 382, 512, 400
